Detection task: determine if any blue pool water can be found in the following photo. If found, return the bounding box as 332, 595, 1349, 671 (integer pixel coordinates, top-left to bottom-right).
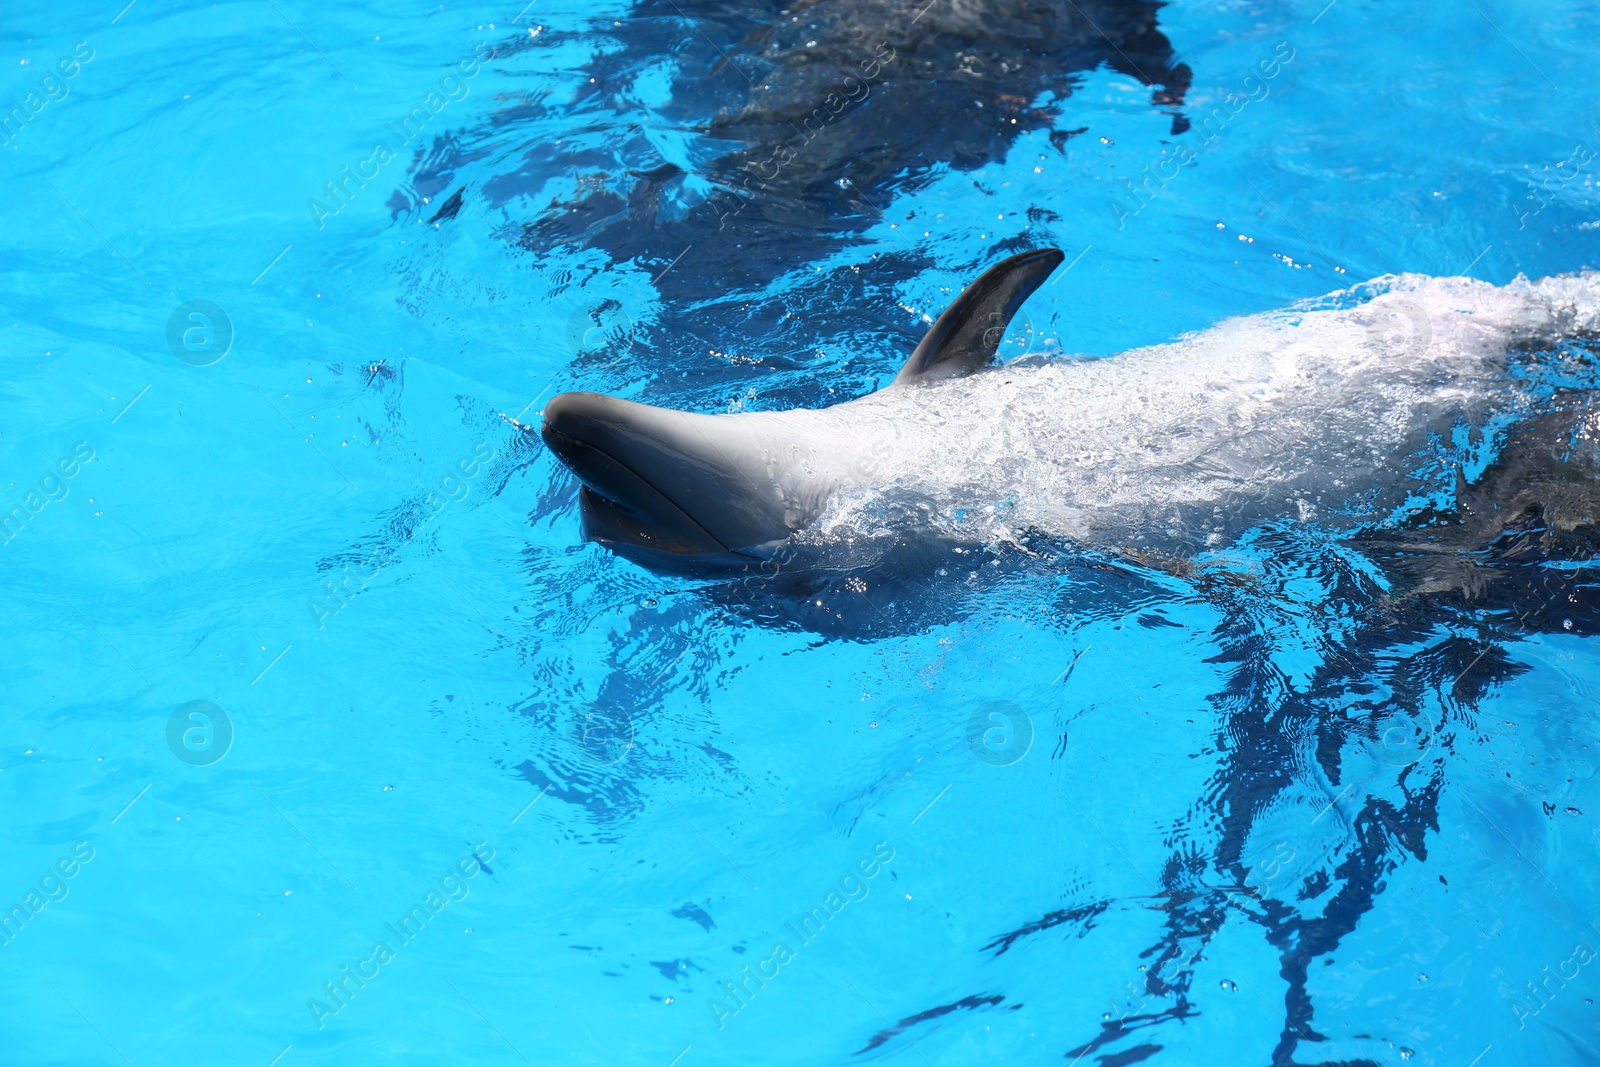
3, 0, 1600, 1064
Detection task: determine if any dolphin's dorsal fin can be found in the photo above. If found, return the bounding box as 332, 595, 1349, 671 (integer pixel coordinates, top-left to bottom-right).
892, 247, 1065, 386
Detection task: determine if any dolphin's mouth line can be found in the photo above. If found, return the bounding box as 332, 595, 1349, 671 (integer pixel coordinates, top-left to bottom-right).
541, 426, 729, 555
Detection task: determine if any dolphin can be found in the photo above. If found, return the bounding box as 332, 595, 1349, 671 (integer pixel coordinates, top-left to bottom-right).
541, 250, 1600, 575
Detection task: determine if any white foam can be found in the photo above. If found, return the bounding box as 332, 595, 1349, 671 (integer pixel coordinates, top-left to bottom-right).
783, 270, 1600, 548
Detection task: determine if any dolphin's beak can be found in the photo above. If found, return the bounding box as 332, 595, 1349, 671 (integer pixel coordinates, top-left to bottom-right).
540, 392, 732, 556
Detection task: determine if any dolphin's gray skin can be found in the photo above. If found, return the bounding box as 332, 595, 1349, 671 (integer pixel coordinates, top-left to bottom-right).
541, 247, 1065, 570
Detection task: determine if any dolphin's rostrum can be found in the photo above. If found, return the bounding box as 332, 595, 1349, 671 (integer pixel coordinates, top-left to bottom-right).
541, 248, 1065, 571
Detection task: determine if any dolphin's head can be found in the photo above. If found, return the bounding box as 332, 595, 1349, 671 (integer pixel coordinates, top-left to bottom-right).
540, 391, 793, 571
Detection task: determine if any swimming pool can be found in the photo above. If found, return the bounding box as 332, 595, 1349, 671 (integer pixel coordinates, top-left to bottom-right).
3, 0, 1598, 1064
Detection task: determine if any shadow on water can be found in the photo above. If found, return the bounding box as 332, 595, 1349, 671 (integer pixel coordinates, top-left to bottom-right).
406, 0, 1191, 283
395, 0, 1191, 403
511, 0, 1188, 297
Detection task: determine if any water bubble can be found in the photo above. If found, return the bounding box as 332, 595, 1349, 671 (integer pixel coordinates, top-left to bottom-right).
1400, 1049, 1415, 1060
1219, 979, 1237, 993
